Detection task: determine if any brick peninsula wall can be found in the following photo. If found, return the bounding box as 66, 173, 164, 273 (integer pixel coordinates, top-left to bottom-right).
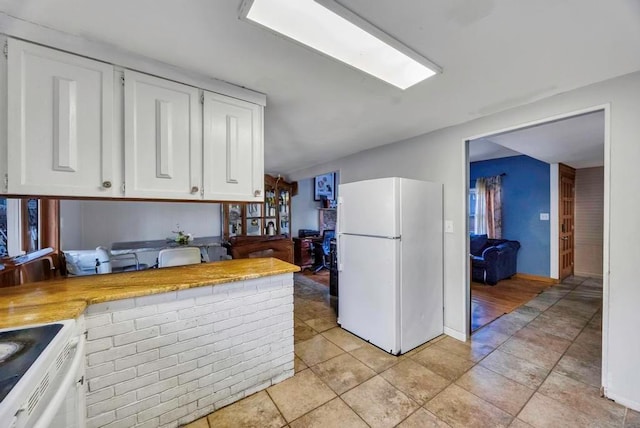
83, 273, 294, 428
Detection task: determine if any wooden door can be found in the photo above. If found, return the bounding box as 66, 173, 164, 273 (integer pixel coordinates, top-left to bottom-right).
559, 164, 576, 280
202, 91, 263, 202
7, 39, 116, 197
124, 70, 201, 199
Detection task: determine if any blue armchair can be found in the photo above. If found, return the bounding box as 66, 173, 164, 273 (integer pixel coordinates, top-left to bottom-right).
470, 234, 521, 285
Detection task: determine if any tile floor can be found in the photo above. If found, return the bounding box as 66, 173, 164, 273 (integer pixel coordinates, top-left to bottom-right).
186, 274, 640, 427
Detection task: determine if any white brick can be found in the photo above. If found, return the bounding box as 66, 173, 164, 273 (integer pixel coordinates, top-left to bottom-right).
112, 305, 157, 323
86, 387, 114, 406
198, 349, 229, 369
137, 377, 178, 400
87, 391, 135, 418
177, 286, 213, 299
102, 415, 137, 428
137, 355, 178, 377
116, 395, 160, 419
178, 303, 214, 320
272, 368, 294, 384
87, 320, 134, 341
159, 404, 190, 426
178, 385, 212, 407
160, 383, 189, 403
86, 411, 116, 428
198, 366, 231, 388
213, 316, 244, 332
86, 361, 114, 379
88, 344, 137, 366
156, 297, 195, 313
115, 372, 159, 395
245, 380, 271, 397
86, 299, 135, 316
199, 387, 229, 408
135, 312, 177, 330
161, 319, 198, 335
270, 287, 290, 299
88, 368, 136, 392
137, 333, 178, 353
196, 310, 229, 326
243, 291, 272, 305
85, 313, 111, 329
85, 337, 113, 355
178, 365, 211, 385
114, 349, 158, 371
159, 361, 197, 380
195, 292, 229, 305
114, 326, 159, 347
178, 324, 212, 342
178, 344, 210, 364
160, 337, 206, 358
137, 398, 179, 423
135, 291, 176, 307
135, 417, 160, 428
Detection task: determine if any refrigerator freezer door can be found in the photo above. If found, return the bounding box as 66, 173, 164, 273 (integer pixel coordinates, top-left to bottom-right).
338, 234, 400, 354
338, 178, 399, 238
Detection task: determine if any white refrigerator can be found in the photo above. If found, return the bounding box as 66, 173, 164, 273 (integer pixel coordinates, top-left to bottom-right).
337, 177, 443, 355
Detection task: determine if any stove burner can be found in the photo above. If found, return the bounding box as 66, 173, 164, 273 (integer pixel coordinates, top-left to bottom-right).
0, 342, 24, 363
0, 324, 63, 402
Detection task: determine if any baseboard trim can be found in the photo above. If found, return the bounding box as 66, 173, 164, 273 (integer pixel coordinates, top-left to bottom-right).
574, 271, 604, 279
514, 273, 559, 284
444, 327, 467, 342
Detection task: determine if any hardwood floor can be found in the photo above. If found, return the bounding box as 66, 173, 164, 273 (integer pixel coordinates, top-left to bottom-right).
471, 276, 553, 331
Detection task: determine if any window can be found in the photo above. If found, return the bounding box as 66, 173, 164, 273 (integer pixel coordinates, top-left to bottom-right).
0, 197, 58, 257
469, 188, 477, 234
0, 199, 7, 257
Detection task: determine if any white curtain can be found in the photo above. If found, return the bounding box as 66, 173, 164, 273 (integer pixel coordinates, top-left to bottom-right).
474, 176, 503, 239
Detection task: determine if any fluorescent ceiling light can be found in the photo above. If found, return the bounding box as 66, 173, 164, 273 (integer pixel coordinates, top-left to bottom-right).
239, 0, 441, 90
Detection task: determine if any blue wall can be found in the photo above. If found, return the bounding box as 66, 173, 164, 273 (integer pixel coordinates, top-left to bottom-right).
470, 155, 550, 276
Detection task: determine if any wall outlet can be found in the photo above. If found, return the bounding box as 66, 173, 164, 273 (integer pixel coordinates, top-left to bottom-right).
540, 213, 550, 221
444, 220, 454, 233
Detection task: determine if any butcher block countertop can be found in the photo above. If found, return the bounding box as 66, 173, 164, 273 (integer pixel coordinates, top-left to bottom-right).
0, 258, 299, 329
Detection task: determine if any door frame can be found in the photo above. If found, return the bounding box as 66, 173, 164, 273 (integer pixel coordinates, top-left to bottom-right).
462, 103, 610, 390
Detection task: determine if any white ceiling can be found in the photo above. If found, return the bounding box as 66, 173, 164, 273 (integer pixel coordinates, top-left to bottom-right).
470, 110, 605, 168
1, 0, 639, 174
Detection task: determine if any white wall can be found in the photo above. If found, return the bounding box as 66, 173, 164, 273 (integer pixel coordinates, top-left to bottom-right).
289, 71, 640, 410
291, 178, 320, 236
575, 166, 604, 278
60, 199, 82, 250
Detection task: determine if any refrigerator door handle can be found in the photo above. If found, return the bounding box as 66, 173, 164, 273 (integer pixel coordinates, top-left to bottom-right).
337, 233, 343, 271
337, 196, 344, 234
341, 233, 401, 240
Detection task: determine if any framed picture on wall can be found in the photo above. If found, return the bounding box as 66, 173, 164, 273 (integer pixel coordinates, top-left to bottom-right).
314, 173, 335, 201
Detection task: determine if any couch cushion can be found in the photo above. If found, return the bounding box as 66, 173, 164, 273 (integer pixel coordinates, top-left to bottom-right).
470, 234, 488, 255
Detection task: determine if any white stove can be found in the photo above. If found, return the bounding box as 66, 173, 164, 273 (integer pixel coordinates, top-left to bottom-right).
0, 319, 85, 428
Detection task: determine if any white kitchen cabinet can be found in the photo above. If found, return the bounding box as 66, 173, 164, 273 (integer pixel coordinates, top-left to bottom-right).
203, 91, 263, 202
6, 39, 116, 197
124, 70, 201, 200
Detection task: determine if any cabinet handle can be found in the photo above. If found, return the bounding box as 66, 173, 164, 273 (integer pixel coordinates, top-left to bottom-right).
254, 190, 262, 197
102, 181, 112, 189
191, 186, 199, 194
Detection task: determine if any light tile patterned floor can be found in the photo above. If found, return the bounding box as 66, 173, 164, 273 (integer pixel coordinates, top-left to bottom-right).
186, 274, 640, 427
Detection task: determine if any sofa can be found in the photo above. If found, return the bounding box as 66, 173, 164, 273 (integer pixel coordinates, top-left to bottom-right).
470, 234, 521, 285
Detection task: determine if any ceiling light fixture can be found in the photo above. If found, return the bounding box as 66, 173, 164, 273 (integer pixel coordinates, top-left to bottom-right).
239, 0, 441, 90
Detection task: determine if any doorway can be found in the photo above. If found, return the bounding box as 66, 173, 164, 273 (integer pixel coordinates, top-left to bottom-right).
466, 108, 607, 333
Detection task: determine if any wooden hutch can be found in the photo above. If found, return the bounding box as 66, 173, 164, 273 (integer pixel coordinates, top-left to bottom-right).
222, 175, 297, 263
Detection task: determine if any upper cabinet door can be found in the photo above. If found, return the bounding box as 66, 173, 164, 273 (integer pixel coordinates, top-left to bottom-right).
7, 39, 115, 196
202, 92, 263, 202
124, 70, 201, 199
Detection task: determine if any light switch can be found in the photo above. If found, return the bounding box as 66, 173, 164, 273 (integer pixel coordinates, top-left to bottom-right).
445, 220, 454, 233
540, 213, 550, 221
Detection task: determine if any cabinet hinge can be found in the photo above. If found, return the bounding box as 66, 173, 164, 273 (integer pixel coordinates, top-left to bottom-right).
200, 94, 204, 104
120, 75, 125, 86
200, 186, 204, 196
3, 41, 7, 59
3, 174, 7, 192
121, 182, 126, 193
